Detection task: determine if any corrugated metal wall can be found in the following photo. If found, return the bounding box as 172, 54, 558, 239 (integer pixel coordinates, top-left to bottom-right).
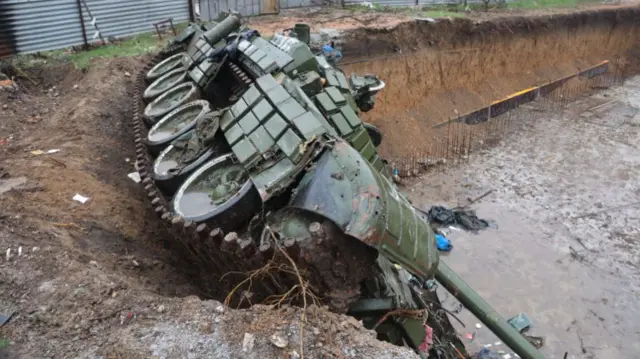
201, 0, 262, 19
0, 0, 190, 57
1, 0, 85, 55
81, 0, 190, 42
278, 0, 341, 9
344, 0, 483, 6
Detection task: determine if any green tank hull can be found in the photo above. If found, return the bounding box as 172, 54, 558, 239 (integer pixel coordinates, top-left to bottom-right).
132, 13, 544, 359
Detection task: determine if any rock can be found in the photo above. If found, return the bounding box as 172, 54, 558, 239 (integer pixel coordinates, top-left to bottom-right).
89, 260, 99, 267
215, 305, 225, 313
157, 305, 165, 313
199, 321, 213, 334
270, 332, 288, 348
124, 72, 131, 77
0, 177, 28, 194
2, 104, 7, 110
291, 350, 300, 359
242, 333, 255, 353
73, 84, 79, 89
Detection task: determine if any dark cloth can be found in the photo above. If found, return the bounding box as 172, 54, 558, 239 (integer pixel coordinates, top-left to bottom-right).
427, 206, 489, 232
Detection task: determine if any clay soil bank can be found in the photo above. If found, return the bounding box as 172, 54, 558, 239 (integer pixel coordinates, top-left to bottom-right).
341, 6, 640, 162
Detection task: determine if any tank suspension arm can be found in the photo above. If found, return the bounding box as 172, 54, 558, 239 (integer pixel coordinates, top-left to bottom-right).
435, 261, 545, 359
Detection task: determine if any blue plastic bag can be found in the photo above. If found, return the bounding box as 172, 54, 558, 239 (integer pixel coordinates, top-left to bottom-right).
435, 233, 452, 252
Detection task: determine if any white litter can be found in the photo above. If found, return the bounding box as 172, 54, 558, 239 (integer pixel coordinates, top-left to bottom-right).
494, 341, 502, 346
484, 344, 492, 348
18, 246, 22, 256
6, 248, 10, 260
47, 149, 60, 154
502, 354, 512, 359
72, 194, 90, 204
475, 323, 482, 329
449, 226, 462, 232
32, 247, 39, 252
127, 172, 141, 183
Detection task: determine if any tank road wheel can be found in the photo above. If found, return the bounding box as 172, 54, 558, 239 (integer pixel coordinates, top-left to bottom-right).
172, 153, 260, 231
146, 52, 186, 83
146, 100, 211, 155
144, 68, 188, 103
143, 82, 200, 125
152, 131, 219, 195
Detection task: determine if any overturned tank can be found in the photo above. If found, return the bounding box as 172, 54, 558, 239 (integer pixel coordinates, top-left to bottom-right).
131, 12, 544, 359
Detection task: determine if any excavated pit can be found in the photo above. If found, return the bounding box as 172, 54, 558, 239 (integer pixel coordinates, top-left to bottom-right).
339, 7, 640, 174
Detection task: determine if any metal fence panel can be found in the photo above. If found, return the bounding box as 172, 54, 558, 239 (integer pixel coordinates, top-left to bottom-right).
200, 0, 262, 19
82, 0, 190, 43
1, 0, 191, 57
1, 0, 85, 55
343, 0, 418, 6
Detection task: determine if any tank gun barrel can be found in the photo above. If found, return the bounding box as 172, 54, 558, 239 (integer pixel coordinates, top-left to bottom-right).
202, 13, 242, 44
435, 261, 544, 359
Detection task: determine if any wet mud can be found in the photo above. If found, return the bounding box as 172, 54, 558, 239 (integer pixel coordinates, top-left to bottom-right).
407, 76, 640, 358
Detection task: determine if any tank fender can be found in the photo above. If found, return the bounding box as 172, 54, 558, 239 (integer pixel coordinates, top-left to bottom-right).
289, 141, 384, 245
289, 140, 439, 280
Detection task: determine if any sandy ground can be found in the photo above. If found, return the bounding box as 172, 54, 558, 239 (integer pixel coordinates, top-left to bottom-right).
406, 77, 640, 358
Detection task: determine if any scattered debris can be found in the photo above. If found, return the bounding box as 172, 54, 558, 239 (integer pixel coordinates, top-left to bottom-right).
415, 17, 436, 23
417, 324, 433, 352
242, 333, 255, 353
120, 311, 136, 325
507, 313, 532, 332
436, 233, 453, 252
465, 332, 475, 340
72, 194, 90, 204
475, 323, 482, 329
0, 177, 28, 195
127, 172, 141, 183
427, 206, 490, 232
73, 84, 79, 89
524, 335, 544, 349
124, 71, 131, 77
30, 149, 60, 156
270, 332, 288, 348
494, 341, 502, 346
5, 248, 10, 261
0, 310, 14, 327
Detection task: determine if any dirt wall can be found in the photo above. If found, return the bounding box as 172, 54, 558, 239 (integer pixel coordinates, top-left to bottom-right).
340, 7, 640, 166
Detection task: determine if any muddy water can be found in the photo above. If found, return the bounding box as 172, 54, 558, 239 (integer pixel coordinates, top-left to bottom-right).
407, 77, 640, 358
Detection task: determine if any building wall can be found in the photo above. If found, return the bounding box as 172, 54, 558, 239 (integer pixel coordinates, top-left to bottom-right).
0, 0, 190, 57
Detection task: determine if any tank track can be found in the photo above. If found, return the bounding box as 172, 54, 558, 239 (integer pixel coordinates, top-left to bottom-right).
132, 48, 376, 312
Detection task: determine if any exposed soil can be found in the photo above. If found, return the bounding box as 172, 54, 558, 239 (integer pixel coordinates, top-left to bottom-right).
1, 5, 639, 359
0, 59, 417, 358
340, 6, 640, 165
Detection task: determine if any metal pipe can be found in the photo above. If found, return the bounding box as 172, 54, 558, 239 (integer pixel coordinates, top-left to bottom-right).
435, 261, 545, 359
75, 0, 88, 48
202, 13, 241, 45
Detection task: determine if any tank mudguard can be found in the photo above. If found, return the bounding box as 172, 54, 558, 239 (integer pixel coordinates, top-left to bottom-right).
290, 141, 439, 280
